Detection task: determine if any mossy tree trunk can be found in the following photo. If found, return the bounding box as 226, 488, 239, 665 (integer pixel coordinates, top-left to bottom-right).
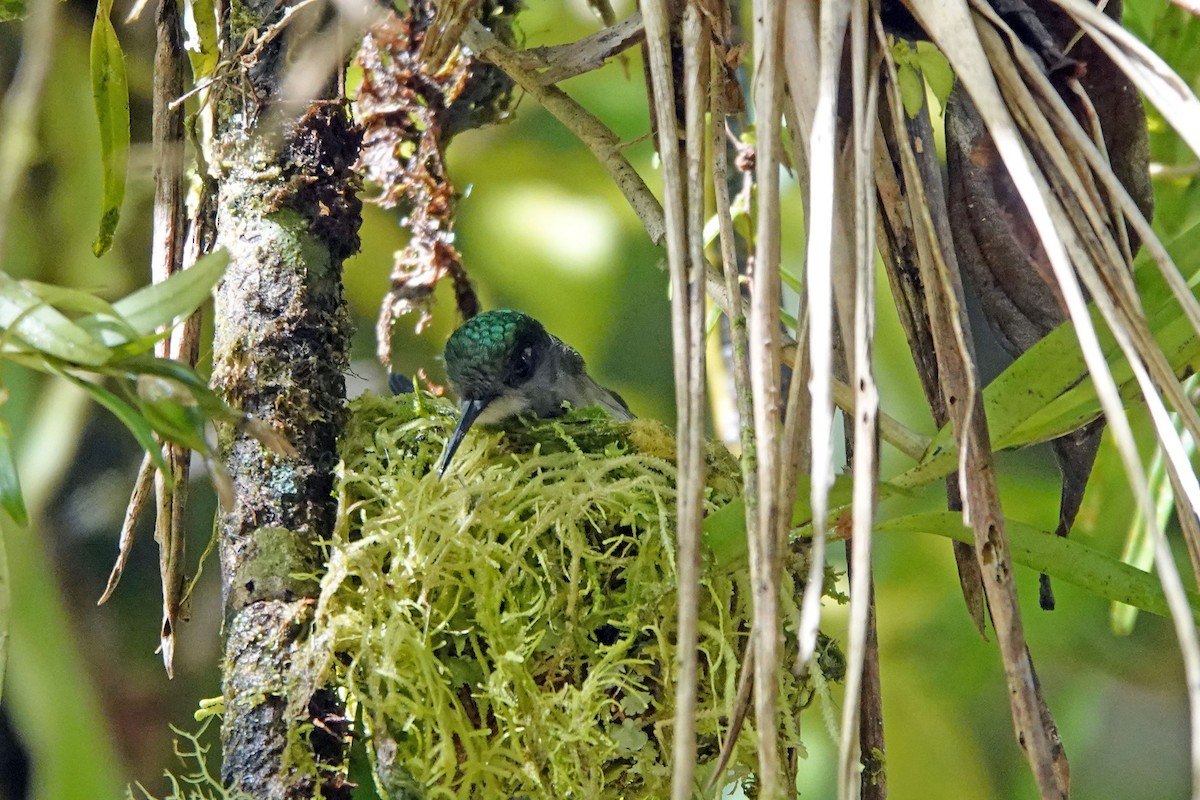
208, 0, 361, 796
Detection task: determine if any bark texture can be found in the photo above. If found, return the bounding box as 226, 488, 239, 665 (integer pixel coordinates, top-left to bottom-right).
210, 0, 361, 795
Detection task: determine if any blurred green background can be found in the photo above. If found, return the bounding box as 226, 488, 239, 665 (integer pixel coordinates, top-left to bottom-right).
1, 0, 1198, 798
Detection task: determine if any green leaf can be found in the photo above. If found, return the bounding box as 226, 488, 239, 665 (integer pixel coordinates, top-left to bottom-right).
894, 220, 1200, 490
20, 280, 129, 319
897, 63, 926, 118
0, 0, 26, 22
137, 380, 211, 454
0, 273, 112, 367
0, 420, 27, 526
890, 38, 927, 118
56, 371, 169, 475
80, 326, 164, 359
103, 249, 229, 339
142, 401, 209, 453
704, 476, 905, 569
877, 511, 1200, 620
915, 41, 954, 109
186, 0, 220, 80
117, 355, 211, 388
90, 0, 130, 257
115, 356, 232, 419
1003, 311, 1200, 447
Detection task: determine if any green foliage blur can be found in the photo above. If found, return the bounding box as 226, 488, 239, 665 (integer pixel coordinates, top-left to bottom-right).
0, 0, 1197, 799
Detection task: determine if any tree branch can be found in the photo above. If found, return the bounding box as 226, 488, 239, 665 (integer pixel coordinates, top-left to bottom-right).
461, 18, 666, 244
210, 1, 361, 795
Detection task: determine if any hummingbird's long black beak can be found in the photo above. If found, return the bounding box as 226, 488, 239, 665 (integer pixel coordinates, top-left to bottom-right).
438, 398, 488, 478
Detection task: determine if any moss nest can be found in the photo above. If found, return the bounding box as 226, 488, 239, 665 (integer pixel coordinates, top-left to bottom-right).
300, 392, 842, 799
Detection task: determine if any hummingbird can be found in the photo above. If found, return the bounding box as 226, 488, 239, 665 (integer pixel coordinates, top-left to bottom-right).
438, 309, 633, 477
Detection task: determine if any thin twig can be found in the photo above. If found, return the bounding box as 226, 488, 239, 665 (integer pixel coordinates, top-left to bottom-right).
99, 453, 155, 605
658, 1, 708, 796
748, 0, 787, 795
856, 568, 888, 799
149, 0, 189, 678
704, 9, 761, 785
795, 0, 849, 679
462, 20, 665, 244
521, 12, 646, 86
838, 4, 881, 797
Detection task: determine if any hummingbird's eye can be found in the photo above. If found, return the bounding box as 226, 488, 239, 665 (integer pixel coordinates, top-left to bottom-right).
509, 347, 536, 384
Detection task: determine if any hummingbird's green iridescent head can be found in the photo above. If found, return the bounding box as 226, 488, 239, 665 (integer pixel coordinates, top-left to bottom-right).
439, 310, 551, 477
438, 309, 632, 478
443, 309, 549, 402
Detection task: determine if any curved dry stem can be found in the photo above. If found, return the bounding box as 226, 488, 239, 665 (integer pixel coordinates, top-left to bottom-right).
635, 1, 708, 797
882, 4, 1067, 794
461, 19, 666, 244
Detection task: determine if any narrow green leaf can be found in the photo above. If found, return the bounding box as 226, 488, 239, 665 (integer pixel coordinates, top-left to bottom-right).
141, 399, 209, 453
1003, 317, 1200, 448
115, 356, 211, 389
81, 327, 165, 358
55, 371, 169, 475
0, 273, 112, 366
118, 360, 301, 455
187, 0, 220, 80
90, 0, 130, 257
895, 220, 1200, 490
20, 280, 128, 319
897, 63, 926, 118
0, 421, 27, 526
116, 360, 295, 458
877, 511, 1200, 620
105, 249, 228, 338
915, 42, 954, 109
115, 357, 233, 422
137, 377, 210, 453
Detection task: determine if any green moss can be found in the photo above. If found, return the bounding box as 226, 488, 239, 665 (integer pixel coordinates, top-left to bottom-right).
222, 527, 322, 609
298, 392, 841, 799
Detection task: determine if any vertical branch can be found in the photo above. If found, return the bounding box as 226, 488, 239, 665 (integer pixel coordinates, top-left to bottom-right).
873, 77, 988, 636
856, 573, 888, 798
668, 3, 709, 798
710, 7, 756, 597
705, 17, 765, 787
638, 0, 707, 797
149, 0, 189, 678
748, 0, 786, 795
838, 4, 881, 798
877, 14, 1068, 796
209, 1, 361, 796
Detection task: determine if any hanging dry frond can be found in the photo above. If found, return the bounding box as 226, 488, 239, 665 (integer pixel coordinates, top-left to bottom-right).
354, 1, 517, 364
